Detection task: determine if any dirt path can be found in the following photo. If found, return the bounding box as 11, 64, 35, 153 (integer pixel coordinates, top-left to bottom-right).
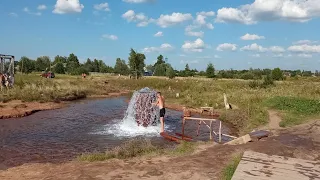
1, 120, 319, 180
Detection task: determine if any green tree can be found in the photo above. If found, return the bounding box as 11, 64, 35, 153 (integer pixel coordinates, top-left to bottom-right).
271, 68, 284, 81
206, 63, 215, 78
19, 56, 35, 74
66, 53, 80, 73
145, 64, 154, 73
154, 55, 165, 67
35, 56, 51, 72
166, 65, 175, 79
53, 55, 67, 64
154, 63, 168, 76
84, 58, 94, 72
128, 49, 145, 79
184, 64, 191, 76
114, 58, 129, 75
54, 62, 65, 74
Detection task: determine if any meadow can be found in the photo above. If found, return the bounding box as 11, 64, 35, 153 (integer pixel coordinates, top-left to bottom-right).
1, 73, 320, 134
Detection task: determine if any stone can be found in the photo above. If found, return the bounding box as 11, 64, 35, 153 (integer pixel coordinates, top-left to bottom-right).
225, 134, 252, 145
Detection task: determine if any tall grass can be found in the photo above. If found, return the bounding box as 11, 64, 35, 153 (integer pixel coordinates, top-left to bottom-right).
77, 138, 196, 162
2, 74, 320, 132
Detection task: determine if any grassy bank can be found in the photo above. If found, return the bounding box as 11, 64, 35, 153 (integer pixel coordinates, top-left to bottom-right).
221, 153, 243, 180
77, 138, 196, 162
1, 73, 320, 133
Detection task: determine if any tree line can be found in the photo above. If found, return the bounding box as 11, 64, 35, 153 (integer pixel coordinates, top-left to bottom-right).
16, 48, 319, 80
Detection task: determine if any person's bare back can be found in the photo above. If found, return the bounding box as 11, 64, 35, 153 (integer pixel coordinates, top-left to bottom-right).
153, 92, 166, 133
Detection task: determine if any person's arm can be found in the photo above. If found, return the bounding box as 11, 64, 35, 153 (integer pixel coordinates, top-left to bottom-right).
152, 99, 159, 106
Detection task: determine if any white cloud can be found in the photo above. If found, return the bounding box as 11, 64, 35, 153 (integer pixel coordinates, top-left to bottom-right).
94, 3, 110, 12
298, 53, 313, 58
154, 31, 163, 37
287, 44, 320, 53
269, 46, 285, 53
250, 54, 261, 58
123, 0, 155, 3
37, 5, 47, 10
23, 7, 42, 16
180, 60, 199, 64
53, 0, 84, 14
240, 43, 268, 52
216, 0, 320, 24
206, 23, 214, 29
122, 10, 151, 27
272, 53, 284, 58
293, 40, 318, 45
142, 43, 174, 53
216, 43, 237, 51
102, 34, 118, 40
240, 33, 265, 40
182, 38, 206, 52
9, 13, 18, 17
185, 26, 204, 37
179, 54, 186, 57
197, 11, 215, 17
157, 12, 193, 28
214, 55, 221, 58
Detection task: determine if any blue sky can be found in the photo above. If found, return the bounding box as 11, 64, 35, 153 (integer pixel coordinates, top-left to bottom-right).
1, 0, 320, 71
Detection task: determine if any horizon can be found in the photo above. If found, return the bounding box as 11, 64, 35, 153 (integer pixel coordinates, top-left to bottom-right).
1, 0, 320, 71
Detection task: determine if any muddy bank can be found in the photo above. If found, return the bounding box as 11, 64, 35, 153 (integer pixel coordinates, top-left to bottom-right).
0, 91, 130, 119
0, 100, 65, 119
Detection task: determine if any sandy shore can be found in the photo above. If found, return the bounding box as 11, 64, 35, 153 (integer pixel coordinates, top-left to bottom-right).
0, 91, 130, 119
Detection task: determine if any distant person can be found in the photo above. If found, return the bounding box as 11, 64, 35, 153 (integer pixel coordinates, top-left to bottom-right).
153, 92, 165, 133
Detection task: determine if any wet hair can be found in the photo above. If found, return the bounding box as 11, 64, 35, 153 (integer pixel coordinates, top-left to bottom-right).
157, 92, 161, 95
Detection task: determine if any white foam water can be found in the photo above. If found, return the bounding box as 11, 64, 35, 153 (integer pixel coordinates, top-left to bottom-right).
91, 87, 168, 138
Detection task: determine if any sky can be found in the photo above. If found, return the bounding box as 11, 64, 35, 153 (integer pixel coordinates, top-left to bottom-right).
1, 0, 320, 71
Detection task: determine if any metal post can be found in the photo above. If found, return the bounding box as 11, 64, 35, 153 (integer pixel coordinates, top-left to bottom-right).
219, 121, 222, 142
182, 117, 185, 138
209, 121, 213, 140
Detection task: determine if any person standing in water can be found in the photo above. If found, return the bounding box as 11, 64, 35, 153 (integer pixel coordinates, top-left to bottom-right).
153, 92, 165, 133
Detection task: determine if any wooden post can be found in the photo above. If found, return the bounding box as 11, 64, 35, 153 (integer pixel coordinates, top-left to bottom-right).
219, 121, 222, 142
182, 117, 185, 138
209, 121, 212, 140
196, 120, 201, 136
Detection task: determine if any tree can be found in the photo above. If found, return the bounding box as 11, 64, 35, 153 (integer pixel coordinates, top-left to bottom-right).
184, 64, 191, 76
128, 48, 145, 79
145, 64, 154, 73
84, 58, 94, 72
35, 56, 51, 72
114, 58, 129, 75
271, 68, 284, 81
166, 65, 175, 79
154, 55, 165, 67
154, 63, 168, 76
54, 62, 65, 74
19, 56, 35, 74
206, 63, 215, 78
53, 55, 67, 64
66, 53, 80, 73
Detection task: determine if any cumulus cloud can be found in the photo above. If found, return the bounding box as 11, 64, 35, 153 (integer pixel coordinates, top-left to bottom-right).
142, 43, 173, 53
182, 38, 206, 52
216, 43, 237, 51
154, 31, 163, 37
23, 7, 42, 16
250, 54, 261, 58
214, 55, 221, 58
288, 44, 320, 53
9, 13, 18, 17
298, 53, 313, 58
185, 25, 204, 37
293, 40, 318, 45
240, 43, 268, 52
37, 5, 47, 10
53, 0, 84, 14
94, 3, 110, 12
123, 0, 155, 3
122, 10, 151, 27
157, 12, 193, 28
240, 33, 265, 40
269, 46, 285, 53
216, 0, 320, 24
102, 34, 118, 40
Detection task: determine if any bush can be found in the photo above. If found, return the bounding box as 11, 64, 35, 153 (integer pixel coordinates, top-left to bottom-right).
166, 66, 176, 79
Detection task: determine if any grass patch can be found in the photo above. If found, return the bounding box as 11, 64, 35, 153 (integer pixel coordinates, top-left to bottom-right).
222, 153, 243, 180
265, 96, 320, 127
78, 138, 197, 162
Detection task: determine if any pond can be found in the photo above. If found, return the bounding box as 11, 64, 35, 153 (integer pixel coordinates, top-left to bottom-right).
0, 97, 233, 169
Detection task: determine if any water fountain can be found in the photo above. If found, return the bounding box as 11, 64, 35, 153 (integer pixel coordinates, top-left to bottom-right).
124, 87, 160, 127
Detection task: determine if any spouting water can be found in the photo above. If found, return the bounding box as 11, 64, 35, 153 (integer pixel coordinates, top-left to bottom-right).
124, 87, 160, 127
95, 87, 163, 137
